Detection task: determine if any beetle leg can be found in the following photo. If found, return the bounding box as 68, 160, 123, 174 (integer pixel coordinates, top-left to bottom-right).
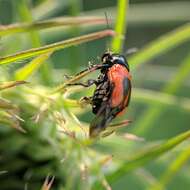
79, 96, 92, 105
66, 79, 98, 88
53, 63, 110, 94
108, 119, 132, 129
101, 130, 115, 137
65, 64, 109, 85
63, 74, 72, 80
101, 120, 132, 137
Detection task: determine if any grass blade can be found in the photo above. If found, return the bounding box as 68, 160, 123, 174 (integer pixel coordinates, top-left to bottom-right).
0, 16, 108, 37
149, 145, 190, 190
15, 52, 52, 80
0, 30, 114, 65
129, 23, 190, 69
99, 130, 190, 187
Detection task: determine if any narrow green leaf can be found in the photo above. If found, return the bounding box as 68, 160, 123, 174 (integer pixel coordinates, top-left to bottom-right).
0, 30, 114, 65
149, 145, 190, 190
93, 130, 190, 187
129, 23, 190, 69
0, 16, 108, 37
15, 52, 52, 80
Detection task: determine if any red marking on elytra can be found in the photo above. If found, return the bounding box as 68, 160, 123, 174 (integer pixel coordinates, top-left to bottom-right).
108, 64, 131, 107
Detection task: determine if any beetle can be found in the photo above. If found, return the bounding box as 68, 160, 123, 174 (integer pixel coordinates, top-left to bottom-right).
66, 51, 132, 138
89, 52, 131, 137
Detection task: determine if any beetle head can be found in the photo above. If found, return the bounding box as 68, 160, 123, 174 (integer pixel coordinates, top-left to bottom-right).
101, 52, 130, 71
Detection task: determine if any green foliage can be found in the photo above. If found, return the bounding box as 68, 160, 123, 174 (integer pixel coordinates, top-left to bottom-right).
1, 0, 190, 190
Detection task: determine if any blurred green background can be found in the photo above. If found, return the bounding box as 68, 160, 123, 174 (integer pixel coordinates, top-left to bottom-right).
0, 0, 190, 189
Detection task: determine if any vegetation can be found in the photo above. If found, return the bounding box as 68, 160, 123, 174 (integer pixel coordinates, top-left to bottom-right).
0, 0, 190, 189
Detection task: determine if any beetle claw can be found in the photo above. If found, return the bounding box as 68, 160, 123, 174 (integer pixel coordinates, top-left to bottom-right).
79, 96, 92, 106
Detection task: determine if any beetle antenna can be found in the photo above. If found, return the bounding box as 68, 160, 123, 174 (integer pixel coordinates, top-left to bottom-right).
104, 12, 111, 53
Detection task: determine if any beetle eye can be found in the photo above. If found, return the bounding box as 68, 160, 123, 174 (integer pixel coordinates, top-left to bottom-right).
101, 52, 113, 63
101, 53, 109, 62
113, 55, 130, 71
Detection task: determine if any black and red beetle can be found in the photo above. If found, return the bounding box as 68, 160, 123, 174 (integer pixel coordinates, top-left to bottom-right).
67, 51, 132, 138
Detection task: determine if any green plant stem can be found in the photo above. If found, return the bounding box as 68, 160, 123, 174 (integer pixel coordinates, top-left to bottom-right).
111, 0, 128, 52
0, 30, 114, 65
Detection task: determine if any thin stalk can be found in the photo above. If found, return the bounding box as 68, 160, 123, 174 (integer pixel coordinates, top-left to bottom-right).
0, 30, 114, 65
0, 17, 108, 37
111, 0, 129, 52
